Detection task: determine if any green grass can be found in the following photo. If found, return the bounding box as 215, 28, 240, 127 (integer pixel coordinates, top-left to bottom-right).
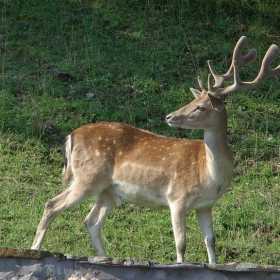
0, 0, 280, 264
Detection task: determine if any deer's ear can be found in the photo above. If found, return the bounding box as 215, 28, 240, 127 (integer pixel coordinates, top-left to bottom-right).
208, 93, 225, 112
190, 88, 202, 99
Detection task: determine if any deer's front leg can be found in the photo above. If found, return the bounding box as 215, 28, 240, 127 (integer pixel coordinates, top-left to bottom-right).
169, 201, 187, 263
196, 207, 216, 264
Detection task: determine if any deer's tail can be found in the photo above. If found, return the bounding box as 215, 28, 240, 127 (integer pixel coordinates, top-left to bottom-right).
62, 135, 73, 185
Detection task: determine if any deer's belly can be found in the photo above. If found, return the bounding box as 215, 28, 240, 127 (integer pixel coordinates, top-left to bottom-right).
111, 180, 169, 210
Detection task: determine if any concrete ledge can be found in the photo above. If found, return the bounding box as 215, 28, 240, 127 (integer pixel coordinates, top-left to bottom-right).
0, 247, 280, 279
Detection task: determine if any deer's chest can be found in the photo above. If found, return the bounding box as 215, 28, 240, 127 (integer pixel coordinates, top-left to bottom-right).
188, 173, 232, 210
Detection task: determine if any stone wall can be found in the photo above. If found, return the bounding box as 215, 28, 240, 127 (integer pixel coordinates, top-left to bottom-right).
0, 247, 280, 280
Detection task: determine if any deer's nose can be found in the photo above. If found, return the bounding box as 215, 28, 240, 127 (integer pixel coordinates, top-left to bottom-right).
165, 114, 173, 122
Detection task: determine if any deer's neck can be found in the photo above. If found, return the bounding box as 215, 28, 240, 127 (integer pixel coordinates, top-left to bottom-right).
204, 128, 229, 156
203, 117, 233, 179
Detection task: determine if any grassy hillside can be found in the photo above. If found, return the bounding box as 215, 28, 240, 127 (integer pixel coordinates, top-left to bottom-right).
0, 0, 279, 264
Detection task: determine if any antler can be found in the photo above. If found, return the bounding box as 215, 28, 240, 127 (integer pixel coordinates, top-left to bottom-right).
197, 36, 280, 96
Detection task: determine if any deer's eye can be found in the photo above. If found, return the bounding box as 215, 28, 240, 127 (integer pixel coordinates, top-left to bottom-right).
196, 106, 205, 111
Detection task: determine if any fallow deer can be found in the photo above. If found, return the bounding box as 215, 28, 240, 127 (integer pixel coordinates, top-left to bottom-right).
31, 36, 280, 263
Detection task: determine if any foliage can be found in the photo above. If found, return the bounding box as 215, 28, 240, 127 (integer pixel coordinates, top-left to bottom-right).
0, 0, 279, 264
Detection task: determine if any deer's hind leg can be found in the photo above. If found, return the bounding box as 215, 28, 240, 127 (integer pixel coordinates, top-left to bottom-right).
84, 189, 117, 256
31, 178, 108, 250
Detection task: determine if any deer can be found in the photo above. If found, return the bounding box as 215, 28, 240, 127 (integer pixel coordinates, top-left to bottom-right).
31, 36, 280, 264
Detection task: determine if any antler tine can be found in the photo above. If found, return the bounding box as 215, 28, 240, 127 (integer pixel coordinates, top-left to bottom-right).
207, 36, 257, 89
207, 60, 225, 87
230, 36, 257, 72
197, 76, 208, 92
207, 74, 214, 93
253, 44, 280, 82
214, 44, 280, 95
211, 60, 240, 95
